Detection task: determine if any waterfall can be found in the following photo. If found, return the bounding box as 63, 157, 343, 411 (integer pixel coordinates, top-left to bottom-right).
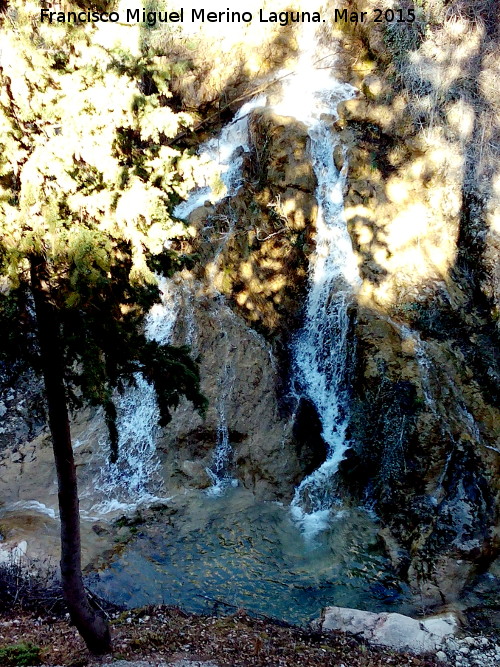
91, 279, 180, 514
91, 17, 359, 513
174, 94, 274, 494
272, 35, 360, 538
205, 331, 238, 495
289, 128, 359, 537
173, 96, 266, 220
174, 24, 360, 516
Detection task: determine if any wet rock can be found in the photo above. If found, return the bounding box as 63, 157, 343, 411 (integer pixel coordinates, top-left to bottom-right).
333, 144, 345, 172
92, 523, 111, 537
341, 308, 500, 605
249, 109, 316, 192
187, 204, 215, 231
0, 371, 45, 452
180, 460, 212, 489
377, 526, 410, 573
155, 288, 305, 501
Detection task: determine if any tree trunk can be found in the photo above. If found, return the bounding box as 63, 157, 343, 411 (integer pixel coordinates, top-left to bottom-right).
30, 255, 111, 655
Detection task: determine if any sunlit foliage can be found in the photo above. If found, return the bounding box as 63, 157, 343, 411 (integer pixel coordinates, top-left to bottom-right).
0, 1, 206, 453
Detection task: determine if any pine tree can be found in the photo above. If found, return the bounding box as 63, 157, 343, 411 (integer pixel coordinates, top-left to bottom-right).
0, 2, 206, 653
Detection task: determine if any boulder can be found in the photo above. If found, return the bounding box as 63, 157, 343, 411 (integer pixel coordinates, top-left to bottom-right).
315, 606, 459, 654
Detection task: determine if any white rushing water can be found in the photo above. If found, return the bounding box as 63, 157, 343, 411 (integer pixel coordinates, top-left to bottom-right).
289, 138, 359, 538
173, 93, 269, 496
173, 96, 266, 220
173, 94, 270, 494
275, 34, 360, 538
174, 24, 360, 526
91, 279, 180, 514
91, 20, 359, 517
205, 329, 238, 496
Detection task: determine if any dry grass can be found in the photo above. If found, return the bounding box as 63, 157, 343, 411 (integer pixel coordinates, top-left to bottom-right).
385, 0, 500, 194
0, 558, 63, 616
0, 606, 441, 667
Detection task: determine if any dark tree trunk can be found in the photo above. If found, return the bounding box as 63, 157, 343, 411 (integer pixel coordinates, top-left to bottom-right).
29, 255, 111, 655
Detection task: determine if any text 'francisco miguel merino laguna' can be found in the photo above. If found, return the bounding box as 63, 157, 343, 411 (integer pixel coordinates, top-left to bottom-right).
40, 7, 324, 27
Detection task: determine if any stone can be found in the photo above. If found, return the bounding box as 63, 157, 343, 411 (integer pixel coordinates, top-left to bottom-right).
319, 606, 378, 635
180, 460, 212, 489
333, 144, 345, 172
436, 650, 448, 661
317, 606, 459, 654
187, 204, 214, 231
0, 401, 7, 417
421, 613, 460, 638
249, 109, 316, 192
362, 75, 390, 100
373, 613, 439, 653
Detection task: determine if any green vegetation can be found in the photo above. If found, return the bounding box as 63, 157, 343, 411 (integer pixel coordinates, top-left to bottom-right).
0, 643, 41, 667
0, 2, 207, 433
0, 1, 207, 653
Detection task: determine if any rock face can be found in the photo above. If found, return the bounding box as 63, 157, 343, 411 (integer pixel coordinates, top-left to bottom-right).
188, 108, 318, 339
155, 107, 323, 500
0, 370, 45, 453
340, 309, 499, 604
154, 275, 306, 500
315, 606, 459, 654
331, 0, 500, 606
153, 107, 324, 500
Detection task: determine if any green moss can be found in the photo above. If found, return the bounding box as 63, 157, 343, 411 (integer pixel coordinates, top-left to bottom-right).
115, 513, 144, 529
0, 643, 41, 666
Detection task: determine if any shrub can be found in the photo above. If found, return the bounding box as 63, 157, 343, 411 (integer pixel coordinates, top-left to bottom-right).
0, 557, 63, 615
0, 643, 41, 667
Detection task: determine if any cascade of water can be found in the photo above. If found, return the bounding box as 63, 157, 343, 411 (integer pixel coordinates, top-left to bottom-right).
91, 279, 181, 513
270, 35, 360, 538
174, 91, 280, 494
289, 130, 359, 536
173, 96, 266, 221
174, 24, 360, 516
174, 96, 272, 492
205, 330, 238, 495
181, 281, 198, 351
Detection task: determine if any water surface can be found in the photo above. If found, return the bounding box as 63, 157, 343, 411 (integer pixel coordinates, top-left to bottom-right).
89, 488, 413, 625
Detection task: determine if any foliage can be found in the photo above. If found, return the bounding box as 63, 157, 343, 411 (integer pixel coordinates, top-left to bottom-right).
0, 643, 41, 666
0, 2, 207, 455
